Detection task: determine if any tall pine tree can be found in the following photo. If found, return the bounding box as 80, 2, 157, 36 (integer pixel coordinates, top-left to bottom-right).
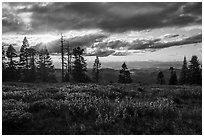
72, 47, 89, 82
118, 62, 132, 84
2, 45, 7, 70
19, 37, 30, 81
188, 55, 202, 85
19, 37, 30, 70
6, 45, 18, 80
36, 46, 56, 82
179, 56, 188, 85
92, 56, 101, 83
2, 45, 7, 81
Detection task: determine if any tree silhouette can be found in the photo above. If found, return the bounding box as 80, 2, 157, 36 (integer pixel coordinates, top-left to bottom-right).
179, 56, 188, 85
92, 56, 101, 83
6, 45, 18, 80
2, 45, 7, 74
169, 67, 177, 85
118, 62, 132, 84
72, 47, 89, 82
157, 71, 165, 84
2, 45, 6, 68
2, 45, 7, 81
188, 55, 202, 85
19, 37, 31, 81
19, 37, 30, 70
36, 47, 56, 82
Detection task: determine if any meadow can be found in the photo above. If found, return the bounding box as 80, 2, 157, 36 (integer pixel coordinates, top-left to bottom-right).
2, 82, 202, 135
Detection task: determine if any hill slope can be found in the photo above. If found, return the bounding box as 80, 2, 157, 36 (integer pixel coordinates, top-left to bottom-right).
2, 82, 202, 135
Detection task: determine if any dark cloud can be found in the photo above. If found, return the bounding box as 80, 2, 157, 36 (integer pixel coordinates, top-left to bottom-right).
2, 6, 25, 33
169, 15, 197, 26
141, 33, 202, 49
2, 18, 23, 33
181, 33, 202, 43
2, 2, 202, 33
182, 3, 202, 15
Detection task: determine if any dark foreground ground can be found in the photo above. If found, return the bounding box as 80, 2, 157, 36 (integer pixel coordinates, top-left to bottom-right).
2, 82, 202, 135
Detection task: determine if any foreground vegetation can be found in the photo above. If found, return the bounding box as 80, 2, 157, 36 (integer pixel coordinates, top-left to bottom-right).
2, 82, 202, 135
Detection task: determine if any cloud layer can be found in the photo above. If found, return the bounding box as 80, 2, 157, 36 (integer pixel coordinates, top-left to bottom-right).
2, 2, 202, 58
3, 2, 202, 33
27, 33, 201, 57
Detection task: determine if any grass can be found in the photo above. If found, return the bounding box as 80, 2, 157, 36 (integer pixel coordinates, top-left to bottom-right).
2, 82, 202, 135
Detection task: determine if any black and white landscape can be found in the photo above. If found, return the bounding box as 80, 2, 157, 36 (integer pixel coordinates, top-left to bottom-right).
2, 2, 202, 135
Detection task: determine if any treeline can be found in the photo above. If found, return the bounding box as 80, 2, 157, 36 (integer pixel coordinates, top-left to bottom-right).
2, 37, 132, 84
2, 37, 56, 82
2, 37, 106, 83
157, 56, 202, 85
2, 37, 201, 85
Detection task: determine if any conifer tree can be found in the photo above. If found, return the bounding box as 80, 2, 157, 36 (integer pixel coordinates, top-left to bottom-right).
157, 71, 165, 84
118, 62, 132, 84
6, 45, 18, 80
19, 37, 30, 70
188, 55, 202, 85
2, 45, 7, 81
179, 56, 188, 85
19, 37, 31, 81
36, 46, 56, 82
72, 47, 89, 82
92, 56, 101, 83
6, 44, 18, 67
2, 45, 6, 70
2, 45, 6, 61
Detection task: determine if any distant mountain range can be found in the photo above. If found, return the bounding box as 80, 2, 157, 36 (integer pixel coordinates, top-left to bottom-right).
86, 61, 184, 70
55, 67, 181, 84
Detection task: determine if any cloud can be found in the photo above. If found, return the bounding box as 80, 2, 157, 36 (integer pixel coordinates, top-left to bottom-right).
2, 10, 24, 33
85, 49, 115, 57
112, 51, 131, 56
162, 34, 179, 38
147, 33, 202, 49
92, 33, 202, 54
101, 40, 129, 50
2, 2, 202, 33
182, 2, 202, 15
31, 33, 108, 53
68, 33, 108, 48
3, 31, 202, 58
184, 33, 201, 43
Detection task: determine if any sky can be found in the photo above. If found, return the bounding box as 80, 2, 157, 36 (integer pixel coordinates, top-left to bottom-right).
2, 2, 202, 68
